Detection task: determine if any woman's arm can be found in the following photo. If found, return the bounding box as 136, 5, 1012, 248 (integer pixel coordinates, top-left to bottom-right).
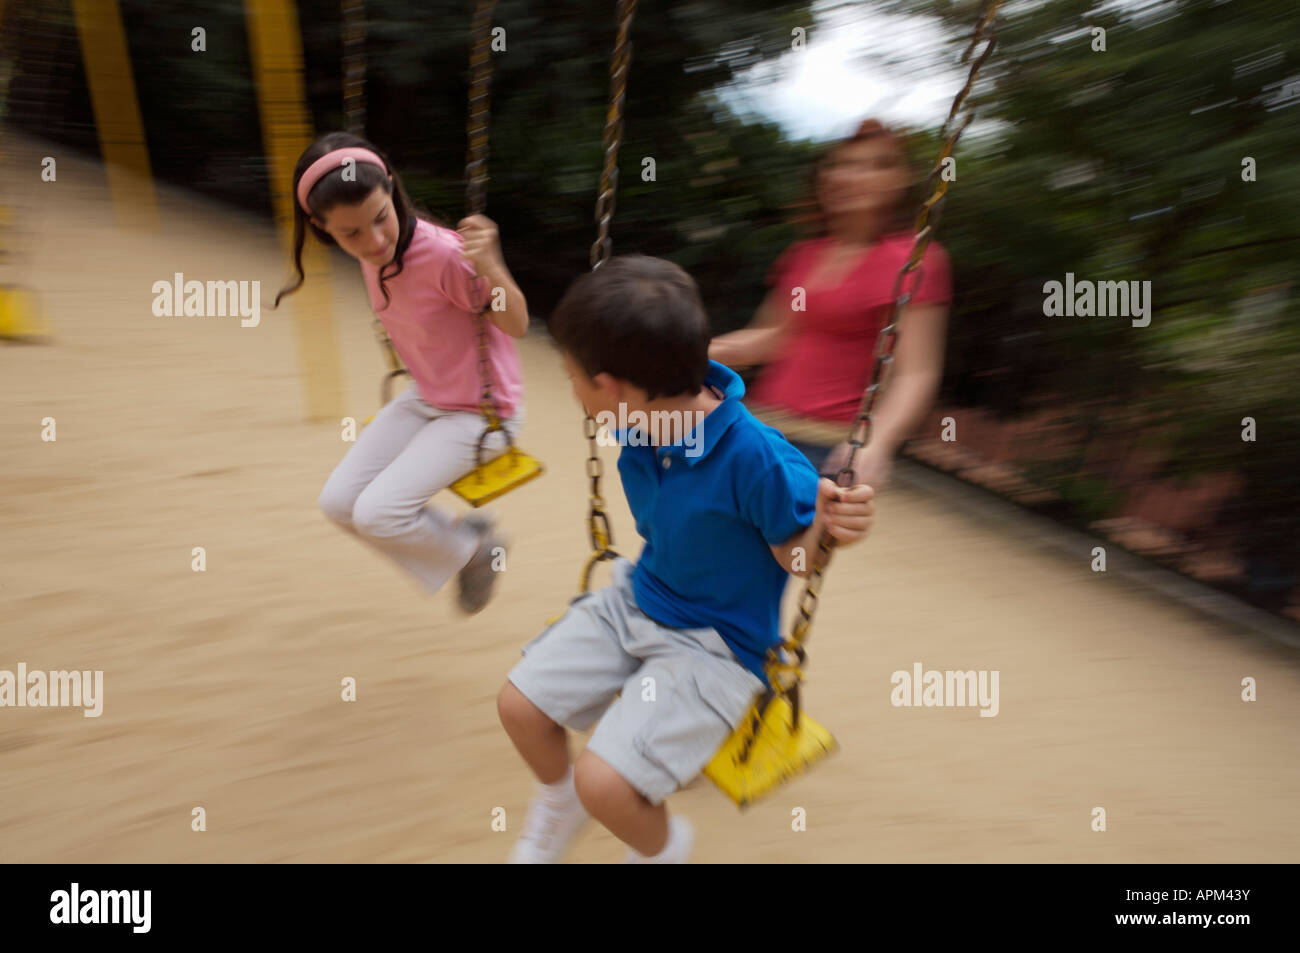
709, 291, 790, 367
824, 302, 949, 487
867, 302, 949, 453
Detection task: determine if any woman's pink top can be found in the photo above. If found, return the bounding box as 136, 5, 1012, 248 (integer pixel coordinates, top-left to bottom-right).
360, 218, 523, 418
750, 232, 952, 423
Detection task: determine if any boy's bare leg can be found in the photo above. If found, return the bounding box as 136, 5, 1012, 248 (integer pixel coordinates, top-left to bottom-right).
497, 681, 570, 784
573, 749, 669, 855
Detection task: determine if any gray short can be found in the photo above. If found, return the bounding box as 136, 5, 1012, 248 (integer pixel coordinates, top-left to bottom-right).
507, 558, 764, 805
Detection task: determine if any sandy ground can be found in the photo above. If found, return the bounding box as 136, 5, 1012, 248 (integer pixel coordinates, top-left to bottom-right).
3, 140, 1299, 863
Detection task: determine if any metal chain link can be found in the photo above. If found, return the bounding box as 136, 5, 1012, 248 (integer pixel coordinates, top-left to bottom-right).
341, 0, 366, 136
579, 0, 638, 589
466, 0, 506, 450
753, 0, 1004, 737
342, 0, 406, 386
466, 0, 494, 221
375, 316, 409, 405
589, 0, 637, 273
368, 0, 503, 437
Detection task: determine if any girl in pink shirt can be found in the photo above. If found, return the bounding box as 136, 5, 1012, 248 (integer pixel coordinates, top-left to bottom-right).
711, 120, 952, 490
276, 132, 528, 613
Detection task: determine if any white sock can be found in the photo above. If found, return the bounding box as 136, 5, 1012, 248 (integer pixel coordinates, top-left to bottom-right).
638, 817, 682, 860
541, 766, 576, 803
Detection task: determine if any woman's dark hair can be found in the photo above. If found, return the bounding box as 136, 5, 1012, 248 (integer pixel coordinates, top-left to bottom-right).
549, 255, 710, 400
797, 118, 922, 238
274, 131, 427, 309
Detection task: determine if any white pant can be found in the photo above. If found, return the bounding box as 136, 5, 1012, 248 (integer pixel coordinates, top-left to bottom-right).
319, 384, 525, 594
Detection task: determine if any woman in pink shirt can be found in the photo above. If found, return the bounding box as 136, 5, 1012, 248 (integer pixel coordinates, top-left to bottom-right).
276, 132, 528, 613
710, 120, 952, 490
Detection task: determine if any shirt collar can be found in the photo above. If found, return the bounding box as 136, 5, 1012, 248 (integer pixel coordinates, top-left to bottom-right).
650, 360, 745, 467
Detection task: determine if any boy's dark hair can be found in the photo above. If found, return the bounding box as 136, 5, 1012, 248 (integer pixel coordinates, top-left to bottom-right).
549, 255, 711, 400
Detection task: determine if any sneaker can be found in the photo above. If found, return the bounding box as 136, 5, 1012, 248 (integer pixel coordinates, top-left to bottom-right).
456, 513, 506, 614
624, 815, 694, 864
507, 780, 590, 864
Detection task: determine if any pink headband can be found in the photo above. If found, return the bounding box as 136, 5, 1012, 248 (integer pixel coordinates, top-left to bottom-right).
296, 147, 389, 214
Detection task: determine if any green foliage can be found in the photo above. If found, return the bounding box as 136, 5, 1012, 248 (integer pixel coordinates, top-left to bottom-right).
915, 0, 1300, 564
312, 0, 821, 324
5, 0, 1297, 580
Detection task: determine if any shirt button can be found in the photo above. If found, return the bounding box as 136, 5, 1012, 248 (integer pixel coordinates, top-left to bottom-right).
662, 456, 672, 469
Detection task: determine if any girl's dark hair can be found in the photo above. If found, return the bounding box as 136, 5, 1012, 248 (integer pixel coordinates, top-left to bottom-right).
795, 118, 922, 239
274, 131, 425, 309
549, 255, 710, 400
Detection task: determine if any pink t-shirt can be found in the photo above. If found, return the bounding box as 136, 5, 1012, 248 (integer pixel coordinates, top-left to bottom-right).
750, 233, 952, 423
360, 218, 524, 418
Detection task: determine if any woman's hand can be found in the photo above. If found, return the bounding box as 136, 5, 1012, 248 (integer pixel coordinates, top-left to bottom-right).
457, 215, 505, 278
823, 441, 894, 491
710, 293, 790, 368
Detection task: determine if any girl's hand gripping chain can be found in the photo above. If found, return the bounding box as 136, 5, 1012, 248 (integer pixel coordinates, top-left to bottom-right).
457, 214, 506, 279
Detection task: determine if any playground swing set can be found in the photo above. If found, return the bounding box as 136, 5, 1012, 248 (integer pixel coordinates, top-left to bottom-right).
348, 0, 1003, 806
22, 0, 1000, 808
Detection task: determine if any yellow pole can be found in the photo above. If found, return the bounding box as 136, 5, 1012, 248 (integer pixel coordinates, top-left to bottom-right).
0, 0, 53, 340
70, 0, 159, 232
244, 0, 345, 421
244, 0, 344, 422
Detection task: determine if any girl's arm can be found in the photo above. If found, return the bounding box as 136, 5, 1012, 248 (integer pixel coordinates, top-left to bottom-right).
476, 264, 529, 338
457, 215, 529, 338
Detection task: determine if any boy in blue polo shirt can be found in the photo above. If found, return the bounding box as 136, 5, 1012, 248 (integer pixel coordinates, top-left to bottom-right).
497, 255, 875, 863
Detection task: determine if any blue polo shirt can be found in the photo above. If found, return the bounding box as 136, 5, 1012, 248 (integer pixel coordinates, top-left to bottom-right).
616, 360, 820, 685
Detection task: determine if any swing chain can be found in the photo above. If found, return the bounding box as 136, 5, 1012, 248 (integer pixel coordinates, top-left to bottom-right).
578, 0, 637, 590
475, 306, 503, 433
374, 317, 410, 406
583, 414, 614, 549
836, 0, 1002, 482
466, 0, 496, 221
345, 0, 405, 392
465, 0, 510, 457
341, 0, 366, 136
590, 0, 637, 272
752, 0, 1003, 742
372, 317, 403, 375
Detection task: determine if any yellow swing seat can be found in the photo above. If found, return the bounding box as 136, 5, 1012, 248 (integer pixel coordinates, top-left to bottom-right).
441, 375, 544, 507
362, 366, 543, 507
704, 690, 836, 808
448, 430, 544, 507
0, 286, 53, 342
